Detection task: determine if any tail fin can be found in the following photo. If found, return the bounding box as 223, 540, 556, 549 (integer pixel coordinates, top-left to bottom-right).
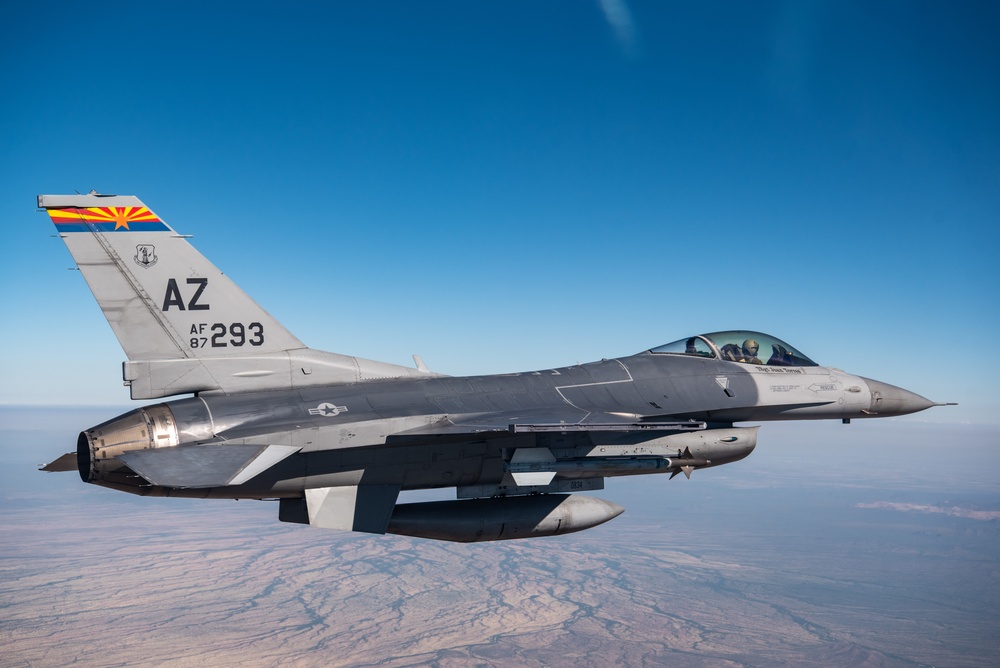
41, 193, 432, 399
40, 193, 305, 359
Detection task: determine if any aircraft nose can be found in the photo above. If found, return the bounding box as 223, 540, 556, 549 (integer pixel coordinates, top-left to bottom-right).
862, 378, 937, 417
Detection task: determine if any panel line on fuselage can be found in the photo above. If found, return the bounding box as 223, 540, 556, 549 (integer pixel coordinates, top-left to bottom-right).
554, 359, 635, 410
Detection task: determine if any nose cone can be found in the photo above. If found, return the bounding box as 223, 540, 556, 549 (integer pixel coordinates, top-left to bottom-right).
862, 378, 937, 417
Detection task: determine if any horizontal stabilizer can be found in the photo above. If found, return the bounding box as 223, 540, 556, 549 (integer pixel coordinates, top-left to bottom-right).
118, 443, 299, 488
40, 452, 77, 472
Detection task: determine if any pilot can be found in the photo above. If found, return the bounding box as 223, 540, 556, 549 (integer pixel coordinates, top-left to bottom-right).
741, 339, 762, 364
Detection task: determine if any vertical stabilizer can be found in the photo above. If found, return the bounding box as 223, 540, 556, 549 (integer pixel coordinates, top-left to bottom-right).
40, 193, 436, 399
40, 193, 305, 361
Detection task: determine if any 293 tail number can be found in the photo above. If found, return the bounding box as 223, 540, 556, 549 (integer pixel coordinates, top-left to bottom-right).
189, 322, 264, 349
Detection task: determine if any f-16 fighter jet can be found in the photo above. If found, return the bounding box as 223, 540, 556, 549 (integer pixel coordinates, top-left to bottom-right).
38, 193, 951, 542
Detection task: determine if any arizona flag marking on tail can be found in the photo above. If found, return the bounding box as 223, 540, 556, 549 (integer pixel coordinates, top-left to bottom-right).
46, 206, 170, 232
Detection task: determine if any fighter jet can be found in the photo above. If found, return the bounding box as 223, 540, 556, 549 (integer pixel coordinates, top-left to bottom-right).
38, 193, 951, 542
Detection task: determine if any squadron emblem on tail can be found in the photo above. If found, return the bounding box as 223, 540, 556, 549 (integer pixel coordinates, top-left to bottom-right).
134, 244, 157, 268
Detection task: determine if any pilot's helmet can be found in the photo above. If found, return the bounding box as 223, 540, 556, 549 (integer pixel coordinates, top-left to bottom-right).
742, 339, 759, 356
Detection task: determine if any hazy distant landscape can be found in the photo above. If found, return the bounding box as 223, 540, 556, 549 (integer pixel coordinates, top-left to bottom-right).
2, 407, 997, 667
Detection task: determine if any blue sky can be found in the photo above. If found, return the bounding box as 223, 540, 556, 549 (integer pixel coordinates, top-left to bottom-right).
1, 1, 998, 423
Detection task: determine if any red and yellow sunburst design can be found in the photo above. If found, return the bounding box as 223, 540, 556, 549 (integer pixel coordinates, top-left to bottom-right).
47, 206, 168, 232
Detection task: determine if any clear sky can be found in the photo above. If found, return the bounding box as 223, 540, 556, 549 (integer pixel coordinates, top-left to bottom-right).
1, 1, 998, 423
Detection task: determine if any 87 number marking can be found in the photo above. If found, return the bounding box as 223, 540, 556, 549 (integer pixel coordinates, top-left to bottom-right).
190, 322, 264, 349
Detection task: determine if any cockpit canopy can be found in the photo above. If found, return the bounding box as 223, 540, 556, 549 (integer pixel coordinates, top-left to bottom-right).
650, 330, 818, 367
